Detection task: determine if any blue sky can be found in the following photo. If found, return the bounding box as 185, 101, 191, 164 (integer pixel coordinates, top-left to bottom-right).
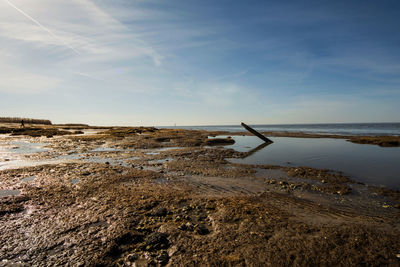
1, 0, 399, 126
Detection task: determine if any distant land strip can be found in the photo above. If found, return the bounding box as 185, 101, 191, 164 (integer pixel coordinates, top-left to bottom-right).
0, 117, 52, 125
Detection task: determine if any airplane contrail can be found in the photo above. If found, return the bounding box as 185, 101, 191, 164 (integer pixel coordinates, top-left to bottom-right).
3, 0, 81, 55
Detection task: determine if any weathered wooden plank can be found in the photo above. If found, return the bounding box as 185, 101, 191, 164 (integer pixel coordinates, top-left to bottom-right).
241, 122, 273, 143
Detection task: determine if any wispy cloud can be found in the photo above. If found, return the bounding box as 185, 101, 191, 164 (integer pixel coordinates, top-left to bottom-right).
3, 0, 81, 55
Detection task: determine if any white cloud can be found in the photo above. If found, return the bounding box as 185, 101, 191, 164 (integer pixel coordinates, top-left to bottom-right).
0, 0, 167, 95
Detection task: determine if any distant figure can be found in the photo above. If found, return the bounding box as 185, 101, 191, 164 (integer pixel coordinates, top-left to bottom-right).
21, 120, 25, 128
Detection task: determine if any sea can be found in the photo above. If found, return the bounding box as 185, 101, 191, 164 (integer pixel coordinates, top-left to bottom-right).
165, 122, 400, 136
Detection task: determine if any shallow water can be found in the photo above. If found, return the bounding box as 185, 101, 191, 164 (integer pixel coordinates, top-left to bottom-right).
6, 141, 49, 154
228, 136, 400, 189
0, 141, 51, 170
0, 189, 21, 198
21, 176, 36, 182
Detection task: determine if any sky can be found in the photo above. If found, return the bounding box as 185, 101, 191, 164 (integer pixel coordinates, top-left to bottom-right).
0, 0, 399, 126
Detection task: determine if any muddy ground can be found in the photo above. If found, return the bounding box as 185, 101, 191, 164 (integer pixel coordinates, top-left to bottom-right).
0, 125, 399, 266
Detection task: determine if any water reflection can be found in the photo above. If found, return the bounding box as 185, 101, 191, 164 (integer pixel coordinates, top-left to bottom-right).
228, 136, 400, 189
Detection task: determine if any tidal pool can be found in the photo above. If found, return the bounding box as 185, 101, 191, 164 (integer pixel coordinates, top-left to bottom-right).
0, 189, 21, 198
227, 136, 400, 189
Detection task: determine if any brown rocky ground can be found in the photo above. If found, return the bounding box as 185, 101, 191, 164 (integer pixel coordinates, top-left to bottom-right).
0, 126, 399, 266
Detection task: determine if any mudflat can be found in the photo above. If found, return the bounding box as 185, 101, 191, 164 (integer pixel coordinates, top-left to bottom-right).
1, 125, 399, 266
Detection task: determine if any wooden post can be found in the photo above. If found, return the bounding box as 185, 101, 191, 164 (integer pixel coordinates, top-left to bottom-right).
241, 122, 273, 143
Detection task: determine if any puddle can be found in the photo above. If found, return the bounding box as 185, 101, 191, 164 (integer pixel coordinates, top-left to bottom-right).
148, 158, 172, 164
153, 177, 170, 184
145, 152, 160, 155
5, 141, 49, 154
226, 136, 400, 189
0, 140, 53, 170
21, 176, 36, 182
0, 158, 75, 171
144, 147, 183, 156
155, 147, 182, 151
71, 179, 80, 184
91, 147, 123, 152
0, 189, 21, 198
141, 165, 163, 172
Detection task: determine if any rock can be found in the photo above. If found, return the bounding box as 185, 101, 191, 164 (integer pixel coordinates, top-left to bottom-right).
182, 205, 192, 212
205, 203, 216, 210
195, 224, 210, 235
154, 208, 167, 217
394, 204, 400, 209
127, 253, 138, 262
179, 222, 194, 231
144, 232, 169, 250
157, 251, 169, 265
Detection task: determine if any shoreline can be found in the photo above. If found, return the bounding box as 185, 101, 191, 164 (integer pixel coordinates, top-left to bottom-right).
1, 125, 399, 265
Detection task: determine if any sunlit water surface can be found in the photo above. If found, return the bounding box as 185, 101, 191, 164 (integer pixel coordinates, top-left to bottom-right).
228, 136, 400, 189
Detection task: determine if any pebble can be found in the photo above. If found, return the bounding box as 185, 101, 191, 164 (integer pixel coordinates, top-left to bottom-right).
179, 222, 194, 231
144, 232, 169, 250
157, 251, 169, 265
127, 253, 138, 262
195, 224, 210, 235
154, 208, 168, 217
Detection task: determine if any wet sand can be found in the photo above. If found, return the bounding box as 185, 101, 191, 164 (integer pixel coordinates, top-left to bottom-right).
0, 125, 399, 266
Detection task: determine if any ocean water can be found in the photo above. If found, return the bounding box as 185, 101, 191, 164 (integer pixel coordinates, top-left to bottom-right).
226, 136, 400, 189
166, 123, 400, 136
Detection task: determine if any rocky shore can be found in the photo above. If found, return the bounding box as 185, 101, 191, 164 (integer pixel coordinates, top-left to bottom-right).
1, 125, 399, 266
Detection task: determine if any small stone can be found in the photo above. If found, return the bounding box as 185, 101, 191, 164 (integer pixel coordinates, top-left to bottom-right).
195, 224, 210, 235
179, 222, 194, 231
127, 253, 138, 262
154, 208, 167, 217
205, 203, 215, 210
157, 251, 169, 265
144, 232, 169, 250
393, 204, 400, 209
321, 180, 326, 184
105, 162, 110, 165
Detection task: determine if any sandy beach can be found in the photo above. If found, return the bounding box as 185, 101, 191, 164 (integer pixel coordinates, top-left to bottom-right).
1, 124, 399, 266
